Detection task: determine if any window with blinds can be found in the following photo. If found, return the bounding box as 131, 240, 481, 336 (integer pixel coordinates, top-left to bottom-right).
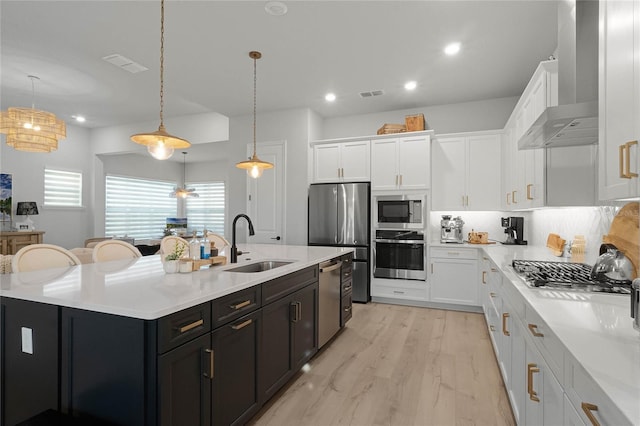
185, 182, 226, 236
44, 168, 83, 207
105, 175, 177, 240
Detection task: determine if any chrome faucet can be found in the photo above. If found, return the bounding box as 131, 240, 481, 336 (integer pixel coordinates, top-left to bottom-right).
231, 213, 255, 263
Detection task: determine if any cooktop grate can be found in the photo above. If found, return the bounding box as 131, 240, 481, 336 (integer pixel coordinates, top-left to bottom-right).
511, 260, 631, 294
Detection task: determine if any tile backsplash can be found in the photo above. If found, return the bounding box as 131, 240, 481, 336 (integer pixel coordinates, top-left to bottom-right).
431, 204, 627, 265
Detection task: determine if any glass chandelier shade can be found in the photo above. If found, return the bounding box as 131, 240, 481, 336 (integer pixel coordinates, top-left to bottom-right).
236, 51, 274, 178
170, 152, 199, 198
131, 0, 190, 160
0, 76, 66, 153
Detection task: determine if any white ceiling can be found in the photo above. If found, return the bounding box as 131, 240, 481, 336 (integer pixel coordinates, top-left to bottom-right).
1, 1, 558, 154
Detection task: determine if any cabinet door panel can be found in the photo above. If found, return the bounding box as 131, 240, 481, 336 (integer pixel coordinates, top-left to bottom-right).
158, 334, 212, 426
430, 258, 478, 306
313, 144, 341, 183
398, 136, 430, 189
467, 134, 501, 210
341, 141, 370, 181
291, 282, 318, 370
432, 137, 466, 210
260, 295, 294, 400
371, 139, 399, 190
212, 310, 261, 426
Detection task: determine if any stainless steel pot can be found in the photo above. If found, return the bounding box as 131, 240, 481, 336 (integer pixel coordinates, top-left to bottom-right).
632, 279, 640, 331
590, 243, 634, 286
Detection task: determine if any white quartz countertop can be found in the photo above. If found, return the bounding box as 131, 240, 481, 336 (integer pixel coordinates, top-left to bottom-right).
481, 244, 640, 424
0, 244, 353, 320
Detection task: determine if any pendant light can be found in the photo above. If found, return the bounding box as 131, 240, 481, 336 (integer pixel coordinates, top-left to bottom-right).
170, 152, 199, 198
131, 0, 190, 160
235, 51, 274, 178
0, 75, 66, 153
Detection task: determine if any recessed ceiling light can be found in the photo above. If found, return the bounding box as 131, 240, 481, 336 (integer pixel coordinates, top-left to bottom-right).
404, 81, 417, 91
265, 1, 287, 16
325, 93, 336, 102
444, 42, 461, 56
72, 115, 86, 123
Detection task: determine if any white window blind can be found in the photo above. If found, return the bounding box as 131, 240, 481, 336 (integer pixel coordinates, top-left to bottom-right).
44, 169, 83, 207
105, 175, 176, 240
185, 182, 226, 236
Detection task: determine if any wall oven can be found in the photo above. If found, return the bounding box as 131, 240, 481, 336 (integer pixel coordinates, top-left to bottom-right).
374, 194, 424, 229
373, 230, 426, 281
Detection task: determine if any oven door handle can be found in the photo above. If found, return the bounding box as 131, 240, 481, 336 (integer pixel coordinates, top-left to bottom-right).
375, 239, 425, 244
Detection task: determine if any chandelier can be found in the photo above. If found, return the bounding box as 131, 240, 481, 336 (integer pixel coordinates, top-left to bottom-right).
0, 75, 66, 153
170, 152, 199, 198
131, 0, 190, 160
235, 51, 274, 178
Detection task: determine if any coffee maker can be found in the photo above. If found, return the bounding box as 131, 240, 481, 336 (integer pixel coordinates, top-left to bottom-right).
501, 217, 527, 245
441, 215, 465, 243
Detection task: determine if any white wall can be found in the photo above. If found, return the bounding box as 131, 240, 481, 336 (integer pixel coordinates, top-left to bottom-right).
0, 124, 94, 249
321, 96, 519, 139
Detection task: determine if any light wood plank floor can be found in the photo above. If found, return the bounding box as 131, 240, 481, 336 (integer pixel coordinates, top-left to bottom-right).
249, 302, 515, 426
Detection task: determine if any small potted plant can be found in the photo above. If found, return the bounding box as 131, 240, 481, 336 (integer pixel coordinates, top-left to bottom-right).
163, 242, 186, 273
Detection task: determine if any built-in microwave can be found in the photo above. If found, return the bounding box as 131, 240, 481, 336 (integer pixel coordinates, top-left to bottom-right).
375, 194, 424, 229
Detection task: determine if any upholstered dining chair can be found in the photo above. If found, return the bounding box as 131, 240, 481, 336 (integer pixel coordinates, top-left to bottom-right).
160, 236, 189, 260
206, 232, 230, 250
12, 244, 82, 272
92, 239, 142, 263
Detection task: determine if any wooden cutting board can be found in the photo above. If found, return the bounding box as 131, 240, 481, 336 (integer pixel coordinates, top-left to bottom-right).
602, 202, 639, 279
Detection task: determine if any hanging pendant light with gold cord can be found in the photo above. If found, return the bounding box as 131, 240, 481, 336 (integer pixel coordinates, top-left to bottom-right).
0, 75, 66, 153
131, 0, 190, 160
170, 152, 199, 198
236, 51, 274, 178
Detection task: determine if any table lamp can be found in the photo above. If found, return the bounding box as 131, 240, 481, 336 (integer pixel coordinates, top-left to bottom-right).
16, 201, 39, 231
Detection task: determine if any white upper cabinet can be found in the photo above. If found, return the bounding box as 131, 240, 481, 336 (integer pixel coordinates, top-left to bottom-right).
598, 0, 640, 200
371, 134, 430, 190
312, 140, 370, 183
432, 131, 502, 211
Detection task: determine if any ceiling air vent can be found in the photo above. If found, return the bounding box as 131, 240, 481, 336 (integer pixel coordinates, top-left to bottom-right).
359, 90, 385, 98
102, 54, 148, 74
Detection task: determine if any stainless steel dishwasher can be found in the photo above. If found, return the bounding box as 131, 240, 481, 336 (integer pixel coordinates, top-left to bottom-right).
318, 259, 342, 348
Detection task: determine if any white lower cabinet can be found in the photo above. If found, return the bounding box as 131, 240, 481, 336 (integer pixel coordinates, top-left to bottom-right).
525, 342, 564, 425
370, 278, 428, 302
430, 247, 478, 306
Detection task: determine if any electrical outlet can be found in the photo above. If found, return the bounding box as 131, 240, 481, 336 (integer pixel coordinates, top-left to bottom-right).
21, 327, 33, 354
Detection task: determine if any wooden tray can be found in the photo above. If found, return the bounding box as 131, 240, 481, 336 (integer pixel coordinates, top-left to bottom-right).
181, 255, 227, 271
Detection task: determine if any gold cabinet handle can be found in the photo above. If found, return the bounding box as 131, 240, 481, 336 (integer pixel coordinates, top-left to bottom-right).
490, 267, 498, 272
581, 402, 601, 426
527, 363, 540, 402
502, 313, 510, 336
462, 195, 465, 207
231, 319, 252, 330
528, 323, 544, 337
395, 175, 399, 186
178, 319, 204, 333
482, 271, 487, 284
626, 140, 638, 178
490, 292, 496, 298
431, 263, 434, 274
619, 143, 627, 178
489, 325, 496, 331
466, 195, 469, 206
229, 300, 251, 310
344, 305, 352, 312
205, 349, 214, 379
290, 302, 299, 323
512, 190, 517, 204
506, 192, 511, 205
526, 184, 534, 200
399, 174, 403, 186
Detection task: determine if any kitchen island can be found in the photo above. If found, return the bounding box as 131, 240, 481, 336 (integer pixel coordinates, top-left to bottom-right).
0, 244, 353, 426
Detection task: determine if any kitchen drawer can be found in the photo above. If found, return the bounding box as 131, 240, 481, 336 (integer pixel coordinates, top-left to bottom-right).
341, 253, 353, 279
157, 302, 212, 354
524, 305, 564, 384
502, 279, 525, 320
431, 246, 478, 260
564, 352, 629, 426
212, 285, 261, 328
372, 283, 427, 301
341, 293, 352, 326
262, 265, 319, 305
341, 278, 353, 297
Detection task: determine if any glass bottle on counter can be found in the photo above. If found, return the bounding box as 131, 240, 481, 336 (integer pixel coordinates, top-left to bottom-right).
200, 228, 210, 260
189, 230, 201, 260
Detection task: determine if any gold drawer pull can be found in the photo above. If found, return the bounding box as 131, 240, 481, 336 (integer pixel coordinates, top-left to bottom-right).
231, 319, 252, 330
489, 325, 496, 332
626, 140, 638, 178
512, 190, 517, 204
229, 300, 251, 310
482, 271, 487, 284
581, 402, 601, 426
178, 319, 204, 333
490, 292, 496, 298
527, 363, 540, 402
205, 349, 214, 379
528, 323, 544, 337
502, 313, 510, 336
506, 192, 511, 205
344, 305, 352, 312
619, 143, 626, 178
526, 183, 534, 200
490, 267, 498, 272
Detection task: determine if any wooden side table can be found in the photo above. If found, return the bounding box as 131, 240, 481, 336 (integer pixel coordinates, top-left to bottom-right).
0, 231, 45, 255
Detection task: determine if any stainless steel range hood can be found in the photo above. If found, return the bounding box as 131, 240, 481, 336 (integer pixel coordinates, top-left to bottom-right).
518, 0, 599, 150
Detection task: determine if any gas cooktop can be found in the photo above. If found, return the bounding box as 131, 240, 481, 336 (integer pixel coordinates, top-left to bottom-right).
511, 260, 632, 294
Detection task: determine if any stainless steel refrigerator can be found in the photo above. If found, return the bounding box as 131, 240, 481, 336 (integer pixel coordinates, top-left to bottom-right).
308, 182, 370, 302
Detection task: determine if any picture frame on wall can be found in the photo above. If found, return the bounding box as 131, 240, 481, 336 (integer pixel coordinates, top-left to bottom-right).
0, 173, 12, 230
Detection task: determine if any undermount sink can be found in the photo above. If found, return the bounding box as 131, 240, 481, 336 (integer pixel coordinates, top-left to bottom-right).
226, 260, 293, 273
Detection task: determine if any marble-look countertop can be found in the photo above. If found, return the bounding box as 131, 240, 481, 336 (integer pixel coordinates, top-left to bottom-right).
0, 244, 353, 320
481, 244, 640, 425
